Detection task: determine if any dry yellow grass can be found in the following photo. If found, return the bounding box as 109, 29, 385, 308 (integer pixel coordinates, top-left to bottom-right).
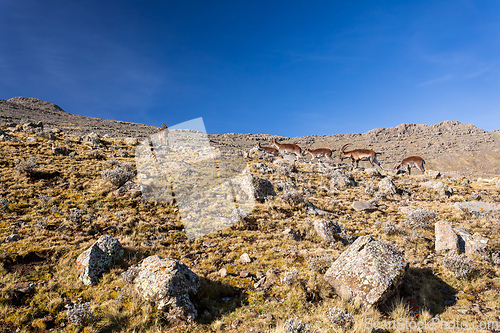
1, 128, 499, 332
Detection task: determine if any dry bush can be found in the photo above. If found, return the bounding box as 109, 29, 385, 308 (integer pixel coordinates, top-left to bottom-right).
442, 253, 478, 280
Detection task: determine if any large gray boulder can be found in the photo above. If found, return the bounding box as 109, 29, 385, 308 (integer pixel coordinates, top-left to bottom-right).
76, 235, 124, 286
324, 235, 408, 308
454, 201, 500, 217
127, 255, 200, 322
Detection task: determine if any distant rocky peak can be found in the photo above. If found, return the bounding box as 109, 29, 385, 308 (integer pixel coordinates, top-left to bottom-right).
7, 96, 67, 114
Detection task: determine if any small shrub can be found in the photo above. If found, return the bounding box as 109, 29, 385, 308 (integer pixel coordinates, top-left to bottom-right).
101, 166, 134, 187
283, 317, 311, 333
68, 208, 85, 224
382, 222, 399, 235
307, 253, 335, 273
281, 268, 299, 286
121, 265, 140, 284
65, 299, 99, 326
326, 307, 354, 327
14, 156, 38, 174
406, 208, 437, 229
106, 160, 120, 168
442, 253, 477, 280
0, 195, 10, 211
38, 194, 51, 208
279, 188, 305, 206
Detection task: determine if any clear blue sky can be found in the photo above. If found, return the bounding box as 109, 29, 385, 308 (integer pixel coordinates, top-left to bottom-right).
1, 1, 499, 136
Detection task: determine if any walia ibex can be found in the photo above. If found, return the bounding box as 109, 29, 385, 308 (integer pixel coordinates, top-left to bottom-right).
271, 138, 303, 159
393, 156, 425, 175
253, 142, 279, 156
304, 148, 333, 162
339, 143, 383, 169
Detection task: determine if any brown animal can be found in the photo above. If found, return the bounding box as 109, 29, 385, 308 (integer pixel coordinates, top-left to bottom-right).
253, 142, 279, 156
271, 138, 303, 159
304, 148, 333, 162
158, 123, 169, 146
339, 143, 382, 169
393, 156, 425, 175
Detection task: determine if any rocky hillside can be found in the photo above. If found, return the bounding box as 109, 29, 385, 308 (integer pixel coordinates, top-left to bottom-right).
1, 96, 499, 177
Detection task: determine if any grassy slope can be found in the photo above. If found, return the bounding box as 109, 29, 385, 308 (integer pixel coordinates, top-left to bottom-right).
0, 129, 499, 332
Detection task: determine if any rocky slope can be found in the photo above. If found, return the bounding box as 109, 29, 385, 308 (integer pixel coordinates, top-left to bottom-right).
1, 97, 499, 177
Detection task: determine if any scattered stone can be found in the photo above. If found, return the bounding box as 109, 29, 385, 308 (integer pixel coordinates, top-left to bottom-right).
203, 241, 218, 247
421, 180, 453, 196
83, 132, 103, 147
306, 202, 329, 215
247, 176, 276, 202
251, 163, 276, 174
352, 200, 378, 212
240, 270, 251, 278
124, 137, 138, 146
114, 180, 143, 198
218, 268, 228, 277
329, 169, 355, 190
5, 233, 21, 242
435, 221, 460, 252
52, 146, 69, 156
76, 235, 124, 286
425, 170, 441, 179
283, 228, 301, 241
240, 253, 252, 264
454, 201, 500, 217
312, 219, 352, 245
365, 168, 382, 177
378, 177, 398, 195
231, 319, 240, 328
0, 129, 11, 141
324, 235, 409, 308
435, 221, 489, 255
399, 206, 414, 215
130, 255, 200, 322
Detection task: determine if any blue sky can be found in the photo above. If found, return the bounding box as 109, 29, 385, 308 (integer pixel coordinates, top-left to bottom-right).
1, 1, 499, 136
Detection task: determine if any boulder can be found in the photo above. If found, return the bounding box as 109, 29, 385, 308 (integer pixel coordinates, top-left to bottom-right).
435, 221, 460, 252
248, 176, 276, 202
282, 228, 301, 241
329, 169, 355, 190
130, 255, 200, 322
454, 201, 500, 217
434, 221, 489, 255
312, 219, 352, 245
324, 235, 408, 308
124, 137, 139, 146
76, 235, 124, 286
378, 177, 398, 195
352, 200, 378, 212
425, 170, 441, 179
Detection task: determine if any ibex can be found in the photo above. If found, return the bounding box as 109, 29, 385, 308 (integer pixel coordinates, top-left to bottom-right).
271, 138, 303, 159
253, 142, 279, 156
304, 148, 333, 162
158, 123, 169, 146
393, 156, 425, 175
339, 143, 382, 169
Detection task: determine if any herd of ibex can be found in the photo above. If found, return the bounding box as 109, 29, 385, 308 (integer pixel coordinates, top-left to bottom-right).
153, 124, 425, 175
254, 138, 426, 175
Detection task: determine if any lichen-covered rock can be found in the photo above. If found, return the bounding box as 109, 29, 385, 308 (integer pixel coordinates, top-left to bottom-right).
454, 201, 500, 217
83, 132, 102, 147
132, 255, 200, 322
378, 177, 397, 195
329, 169, 355, 190
124, 137, 138, 146
312, 219, 352, 245
324, 235, 408, 308
365, 168, 382, 178
76, 235, 124, 286
248, 176, 276, 201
